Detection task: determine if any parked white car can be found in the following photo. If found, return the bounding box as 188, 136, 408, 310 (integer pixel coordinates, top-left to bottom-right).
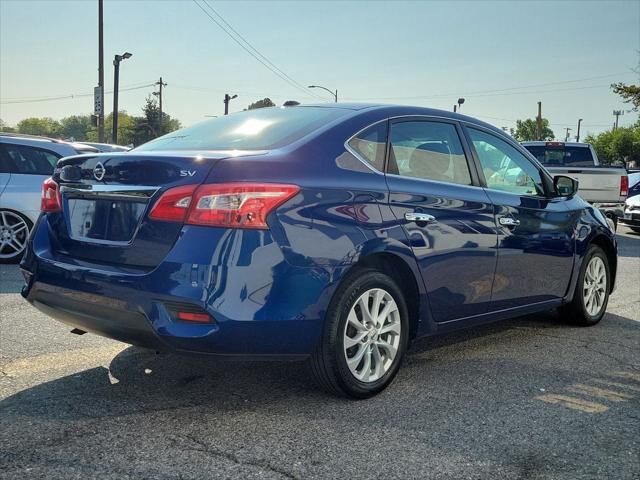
0, 134, 97, 262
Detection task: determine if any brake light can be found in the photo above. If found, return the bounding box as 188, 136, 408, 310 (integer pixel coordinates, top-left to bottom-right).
620, 175, 629, 197
41, 177, 62, 213
545, 141, 565, 148
148, 184, 197, 222
186, 183, 299, 229
149, 183, 299, 229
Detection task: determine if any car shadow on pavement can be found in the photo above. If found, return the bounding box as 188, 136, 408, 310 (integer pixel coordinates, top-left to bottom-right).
1, 311, 638, 424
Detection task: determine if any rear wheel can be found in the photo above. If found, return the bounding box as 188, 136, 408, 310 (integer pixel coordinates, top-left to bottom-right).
310, 268, 409, 398
0, 210, 32, 264
559, 245, 610, 326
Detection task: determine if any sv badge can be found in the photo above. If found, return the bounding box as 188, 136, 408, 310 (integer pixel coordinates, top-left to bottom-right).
180, 170, 196, 177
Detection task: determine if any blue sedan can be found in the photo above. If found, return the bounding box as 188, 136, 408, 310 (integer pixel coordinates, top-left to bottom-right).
20, 104, 617, 397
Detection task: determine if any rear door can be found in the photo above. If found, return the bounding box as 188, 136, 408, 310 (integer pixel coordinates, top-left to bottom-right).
385, 118, 498, 322
466, 127, 575, 310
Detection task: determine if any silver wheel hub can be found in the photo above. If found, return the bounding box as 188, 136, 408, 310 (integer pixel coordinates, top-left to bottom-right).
343, 288, 401, 383
0, 211, 29, 259
583, 256, 607, 316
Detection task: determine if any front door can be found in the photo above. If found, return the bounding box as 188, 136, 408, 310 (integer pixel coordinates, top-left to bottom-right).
465, 127, 575, 310
385, 119, 498, 323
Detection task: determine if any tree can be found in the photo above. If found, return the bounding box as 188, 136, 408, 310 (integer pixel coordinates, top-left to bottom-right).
59, 115, 93, 141
512, 118, 554, 142
0, 119, 16, 133
246, 98, 275, 110
130, 96, 182, 146
16, 117, 61, 137
584, 122, 640, 166
611, 83, 640, 111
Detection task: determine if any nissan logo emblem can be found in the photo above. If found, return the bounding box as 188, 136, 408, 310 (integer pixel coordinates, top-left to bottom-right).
93, 162, 106, 181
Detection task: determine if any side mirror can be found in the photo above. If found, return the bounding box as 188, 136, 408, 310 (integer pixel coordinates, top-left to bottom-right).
554, 175, 578, 197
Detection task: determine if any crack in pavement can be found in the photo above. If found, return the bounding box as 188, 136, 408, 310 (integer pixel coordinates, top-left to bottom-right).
172, 434, 299, 479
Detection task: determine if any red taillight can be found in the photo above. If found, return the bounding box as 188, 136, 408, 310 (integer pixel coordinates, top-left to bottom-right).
177, 311, 212, 323
149, 183, 299, 229
148, 184, 198, 222
41, 177, 62, 213
187, 183, 299, 229
545, 141, 565, 148
620, 175, 629, 197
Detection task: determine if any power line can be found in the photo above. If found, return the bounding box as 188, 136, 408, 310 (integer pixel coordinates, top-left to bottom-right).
1, 83, 156, 105
192, 0, 324, 101
343, 71, 634, 101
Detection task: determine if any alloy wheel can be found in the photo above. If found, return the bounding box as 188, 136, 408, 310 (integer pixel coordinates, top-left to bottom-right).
0, 211, 29, 260
583, 256, 607, 316
343, 288, 401, 383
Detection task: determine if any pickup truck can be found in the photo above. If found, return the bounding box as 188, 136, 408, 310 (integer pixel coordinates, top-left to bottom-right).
522, 141, 628, 227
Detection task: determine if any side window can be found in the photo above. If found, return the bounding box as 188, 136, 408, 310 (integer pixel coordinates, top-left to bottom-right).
347, 122, 387, 171
468, 128, 545, 196
389, 121, 472, 185
1, 144, 59, 175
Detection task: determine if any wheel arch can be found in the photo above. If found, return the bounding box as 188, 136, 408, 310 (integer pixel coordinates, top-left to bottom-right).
590, 233, 617, 293
342, 250, 424, 340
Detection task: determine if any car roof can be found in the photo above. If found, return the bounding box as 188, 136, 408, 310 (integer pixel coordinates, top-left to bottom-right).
0, 133, 91, 156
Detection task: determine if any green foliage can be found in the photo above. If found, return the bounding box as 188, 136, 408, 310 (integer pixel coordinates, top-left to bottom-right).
8, 97, 182, 147
17, 117, 61, 137
584, 122, 640, 166
0, 118, 16, 133
611, 83, 640, 111
246, 98, 275, 110
59, 115, 93, 141
513, 118, 554, 142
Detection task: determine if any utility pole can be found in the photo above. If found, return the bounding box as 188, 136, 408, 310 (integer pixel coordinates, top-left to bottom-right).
613, 110, 623, 130
536, 101, 542, 141
112, 52, 132, 144
224, 93, 237, 115
453, 105, 457, 113
153, 77, 167, 133
564, 127, 572, 142
575, 118, 583, 142
97, 0, 104, 142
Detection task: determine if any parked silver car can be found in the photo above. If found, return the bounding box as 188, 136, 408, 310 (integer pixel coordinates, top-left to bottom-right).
0, 134, 98, 262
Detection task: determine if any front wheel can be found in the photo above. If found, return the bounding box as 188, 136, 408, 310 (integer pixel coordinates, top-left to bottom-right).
559, 245, 610, 326
310, 268, 409, 398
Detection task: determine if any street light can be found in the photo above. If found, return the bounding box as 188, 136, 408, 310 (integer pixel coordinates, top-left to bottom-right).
224, 94, 237, 115
112, 52, 132, 144
457, 97, 465, 112
576, 118, 583, 142
308, 85, 338, 103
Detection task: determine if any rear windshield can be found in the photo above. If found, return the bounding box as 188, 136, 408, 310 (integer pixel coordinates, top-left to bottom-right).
524, 145, 595, 167
135, 106, 348, 152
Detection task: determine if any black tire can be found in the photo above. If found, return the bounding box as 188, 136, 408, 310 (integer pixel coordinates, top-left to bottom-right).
631, 227, 640, 234
309, 268, 409, 398
0, 210, 32, 264
559, 245, 610, 326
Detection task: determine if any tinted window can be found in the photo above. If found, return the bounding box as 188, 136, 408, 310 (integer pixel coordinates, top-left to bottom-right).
135, 107, 348, 151
469, 129, 545, 196
524, 145, 595, 167
347, 122, 387, 171
389, 121, 471, 185
0, 144, 59, 175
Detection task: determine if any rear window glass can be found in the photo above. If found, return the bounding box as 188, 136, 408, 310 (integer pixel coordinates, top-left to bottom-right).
135, 107, 348, 151
0, 144, 59, 175
524, 145, 595, 167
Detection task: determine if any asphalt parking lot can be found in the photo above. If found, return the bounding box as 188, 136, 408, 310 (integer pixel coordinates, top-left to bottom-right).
0, 228, 638, 480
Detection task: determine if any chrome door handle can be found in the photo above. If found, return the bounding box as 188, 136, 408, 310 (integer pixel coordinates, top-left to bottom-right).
499, 217, 520, 227
404, 212, 436, 223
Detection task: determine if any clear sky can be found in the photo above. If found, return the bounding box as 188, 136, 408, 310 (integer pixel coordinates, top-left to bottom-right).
1, 0, 638, 138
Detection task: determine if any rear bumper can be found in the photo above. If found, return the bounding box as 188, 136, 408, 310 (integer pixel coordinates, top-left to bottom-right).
619, 210, 640, 227
21, 222, 336, 358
